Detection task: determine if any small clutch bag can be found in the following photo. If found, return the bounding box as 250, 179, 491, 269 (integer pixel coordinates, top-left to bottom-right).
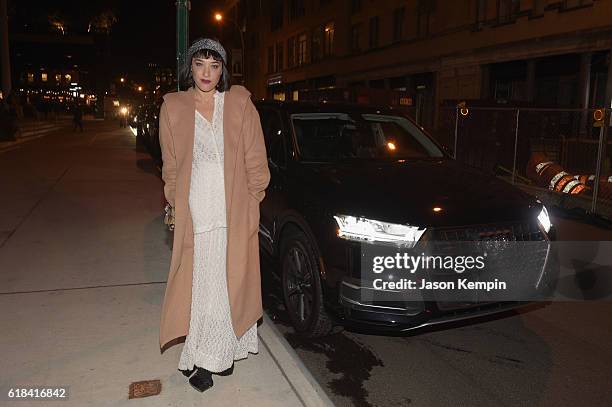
163, 202, 175, 231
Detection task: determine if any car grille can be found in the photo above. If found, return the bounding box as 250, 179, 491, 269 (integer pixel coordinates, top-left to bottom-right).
433, 221, 545, 242
429, 221, 549, 310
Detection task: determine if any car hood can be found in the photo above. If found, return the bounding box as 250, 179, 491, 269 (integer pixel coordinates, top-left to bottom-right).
299, 159, 538, 228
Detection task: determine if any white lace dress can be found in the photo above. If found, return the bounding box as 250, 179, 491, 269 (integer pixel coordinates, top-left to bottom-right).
178, 90, 258, 373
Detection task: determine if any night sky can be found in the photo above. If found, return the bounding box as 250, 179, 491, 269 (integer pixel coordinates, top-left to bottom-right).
9, 0, 228, 82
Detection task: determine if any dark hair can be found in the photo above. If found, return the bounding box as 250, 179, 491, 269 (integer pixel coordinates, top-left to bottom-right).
180, 44, 231, 92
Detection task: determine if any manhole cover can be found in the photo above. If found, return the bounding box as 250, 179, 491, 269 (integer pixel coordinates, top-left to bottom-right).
128, 380, 162, 399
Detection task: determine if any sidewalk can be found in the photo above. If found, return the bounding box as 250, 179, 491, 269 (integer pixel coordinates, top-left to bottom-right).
0, 120, 334, 406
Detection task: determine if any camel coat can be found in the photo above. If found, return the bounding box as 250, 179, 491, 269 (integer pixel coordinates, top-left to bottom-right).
158, 85, 270, 352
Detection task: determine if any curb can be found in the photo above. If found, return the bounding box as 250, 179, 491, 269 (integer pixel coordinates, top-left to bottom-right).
259, 312, 335, 407
0, 122, 70, 154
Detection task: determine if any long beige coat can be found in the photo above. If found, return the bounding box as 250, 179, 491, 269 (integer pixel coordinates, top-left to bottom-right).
158, 85, 270, 353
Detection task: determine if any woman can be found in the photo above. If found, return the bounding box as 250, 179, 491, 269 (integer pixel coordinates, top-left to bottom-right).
157, 38, 270, 393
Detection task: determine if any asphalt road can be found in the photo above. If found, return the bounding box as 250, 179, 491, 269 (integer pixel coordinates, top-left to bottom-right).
263, 212, 612, 407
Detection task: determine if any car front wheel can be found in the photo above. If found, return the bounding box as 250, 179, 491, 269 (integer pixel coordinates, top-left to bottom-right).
280, 228, 333, 337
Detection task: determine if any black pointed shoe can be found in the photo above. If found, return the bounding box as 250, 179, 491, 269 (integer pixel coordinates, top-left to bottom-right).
179, 367, 196, 378
189, 367, 214, 392
215, 362, 234, 376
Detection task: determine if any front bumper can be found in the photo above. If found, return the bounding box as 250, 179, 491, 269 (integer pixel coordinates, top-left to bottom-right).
330, 228, 559, 333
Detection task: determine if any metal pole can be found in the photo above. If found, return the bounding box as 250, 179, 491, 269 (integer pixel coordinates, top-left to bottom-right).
453, 107, 459, 159
0, 0, 11, 98
512, 108, 520, 185
591, 112, 607, 214
176, 0, 190, 91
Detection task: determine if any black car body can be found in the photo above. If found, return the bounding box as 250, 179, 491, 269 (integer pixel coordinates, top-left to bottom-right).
254, 100, 558, 337
137, 100, 163, 163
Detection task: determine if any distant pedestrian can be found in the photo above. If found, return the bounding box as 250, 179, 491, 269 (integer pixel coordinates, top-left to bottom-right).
158, 37, 270, 393
72, 104, 83, 132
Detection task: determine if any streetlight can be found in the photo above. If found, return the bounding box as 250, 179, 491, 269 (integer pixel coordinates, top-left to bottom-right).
137, 86, 143, 92
213, 12, 245, 85
120, 77, 125, 83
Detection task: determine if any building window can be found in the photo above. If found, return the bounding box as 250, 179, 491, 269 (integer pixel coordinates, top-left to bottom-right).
393, 7, 405, 42
41, 72, 48, 82
417, 0, 434, 38
312, 26, 322, 62
350, 23, 362, 53
532, 0, 544, 16
55, 73, 61, 82
475, 0, 487, 28
249, 32, 258, 49
369, 16, 379, 49
563, 0, 593, 9
287, 36, 296, 68
248, 0, 260, 19
290, 0, 305, 20
324, 22, 334, 56
497, 0, 519, 23
275, 42, 283, 72
351, 0, 362, 14
297, 33, 307, 66
64, 74, 71, 82
267, 46, 274, 73
27, 73, 34, 83
271, 0, 284, 31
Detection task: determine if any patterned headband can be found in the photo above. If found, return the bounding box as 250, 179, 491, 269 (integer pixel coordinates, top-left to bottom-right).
187, 38, 227, 66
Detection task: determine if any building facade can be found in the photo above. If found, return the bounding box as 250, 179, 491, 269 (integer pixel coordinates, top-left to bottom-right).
221, 0, 612, 139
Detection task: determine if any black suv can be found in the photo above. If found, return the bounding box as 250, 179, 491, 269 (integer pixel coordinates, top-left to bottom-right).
255, 100, 557, 337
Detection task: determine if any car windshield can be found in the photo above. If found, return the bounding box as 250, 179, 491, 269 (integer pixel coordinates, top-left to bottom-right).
291, 112, 444, 162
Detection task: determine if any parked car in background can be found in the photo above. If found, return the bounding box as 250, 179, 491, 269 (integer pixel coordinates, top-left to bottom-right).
254, 100, 558, 337
137, 100, 163, 164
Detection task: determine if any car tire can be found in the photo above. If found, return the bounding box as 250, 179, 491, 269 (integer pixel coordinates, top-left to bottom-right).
280, 228, 333, 337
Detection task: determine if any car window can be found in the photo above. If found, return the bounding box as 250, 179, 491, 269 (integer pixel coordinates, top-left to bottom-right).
268, 112, 286, 167
290, 112, 443, 162
258, 108, 272, 148
258, 107, 286, 167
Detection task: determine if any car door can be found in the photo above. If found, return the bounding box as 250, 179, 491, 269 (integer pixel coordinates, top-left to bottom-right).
257, 106, 288, 255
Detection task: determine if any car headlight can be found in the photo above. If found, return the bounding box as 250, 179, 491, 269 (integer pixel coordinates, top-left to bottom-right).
537, 205, 551, 234
333, 214, 426, 246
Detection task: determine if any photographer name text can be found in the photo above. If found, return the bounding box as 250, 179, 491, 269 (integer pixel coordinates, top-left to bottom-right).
372, 278, 507, 291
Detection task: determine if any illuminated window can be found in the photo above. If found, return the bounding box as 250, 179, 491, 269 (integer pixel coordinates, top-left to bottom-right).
65, 74, 72, 82
292, 90, 299, 101
273, 92, 285, 101
55, 74, 61, 82
297, 33, 307, 66
27, 73, 34, 83
41, 73, 48, 82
